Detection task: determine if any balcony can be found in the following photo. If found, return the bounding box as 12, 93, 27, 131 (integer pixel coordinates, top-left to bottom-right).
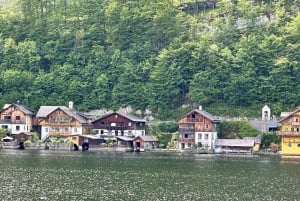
178, 127, 195, 133
278, 131, 300, 136
178, 138, 194, 143
185, 118, 204, 123
49, 131, 72, 136
292, 122, 300, 126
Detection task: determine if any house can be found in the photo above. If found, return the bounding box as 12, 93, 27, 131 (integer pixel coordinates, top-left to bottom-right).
0, 103, 36, 135
36, 102, 91, 141
214, 139, 255, 154
278, 107, 300, 155
92, 112, 146, 138
134, 135, 158, 151
177, 106, 220, 150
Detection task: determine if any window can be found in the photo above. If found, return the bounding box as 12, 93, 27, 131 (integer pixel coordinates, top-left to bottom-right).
128, 122, 132, 126
298, 144, 300, 148
101, 130, 104, 134
185, 134, 189, 138
128, 131, 132, 136
16, 116, 20, 120
16, 126, 20, 131
115, 114, 118, 118
2, 125, 8, 129
74, 128, 78, 133
141, 131, 144, 135
205, 134, 209, 140
4, 116, 11, 120
205, 124, 209, 129
297, 128, 300, 132
198, 134, 202, 139
64, 127, 69, 132
45, 128, 49, 132
288, 143, 292, 147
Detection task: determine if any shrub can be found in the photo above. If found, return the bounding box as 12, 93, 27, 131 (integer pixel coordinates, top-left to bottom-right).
24, 140, 32, 147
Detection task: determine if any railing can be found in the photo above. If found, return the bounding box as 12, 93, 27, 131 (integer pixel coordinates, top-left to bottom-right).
178, 128, 195, 132
49, 131, 72, 136
177, 138, 194, 143
185, 118, 204, 123
291, 122, 300, 126
278, 131, 300, 136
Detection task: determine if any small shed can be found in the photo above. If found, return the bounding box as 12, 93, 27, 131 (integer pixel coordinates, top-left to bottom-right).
68, 134, 104, 147
215, 139, 255, 154
134, 135, 158, 151
116, 136, 134, 151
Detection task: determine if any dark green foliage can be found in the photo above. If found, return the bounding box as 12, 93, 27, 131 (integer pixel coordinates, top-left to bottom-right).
0, 0, 299, 118
217, 121, 260, 139
157, 122, 178, 133
261, 133, 281, 149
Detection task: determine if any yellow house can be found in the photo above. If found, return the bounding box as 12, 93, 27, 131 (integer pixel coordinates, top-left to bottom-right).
279, 107, 300, 155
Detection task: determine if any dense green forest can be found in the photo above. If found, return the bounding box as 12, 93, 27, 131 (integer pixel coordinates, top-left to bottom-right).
0, 0, 300, 119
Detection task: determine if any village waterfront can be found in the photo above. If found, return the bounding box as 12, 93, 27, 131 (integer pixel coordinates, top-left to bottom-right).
0, 149, 299, 201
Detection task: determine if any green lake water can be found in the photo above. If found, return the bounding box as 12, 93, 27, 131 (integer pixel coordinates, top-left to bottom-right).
0, 150, 300, 201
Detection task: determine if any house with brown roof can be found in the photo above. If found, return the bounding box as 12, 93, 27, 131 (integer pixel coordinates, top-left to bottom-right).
177, 106, 220, 150
278, 107, 300, 155
91, 112, 146, 138
0, 103, 36, 135
36, 102, 91, 141
134, 135, 158, 151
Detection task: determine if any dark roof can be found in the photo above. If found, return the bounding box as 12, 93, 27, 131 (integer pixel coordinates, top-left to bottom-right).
92, 112, 146, 123
179, 109, 220, 122
116, 136, 134, 141
1, 103, 34, 115
215, 139, 254, 147
36, 106, 89, 124
135, 135, 158, 142
248, 120, 280, 131
243, 137, 261, 144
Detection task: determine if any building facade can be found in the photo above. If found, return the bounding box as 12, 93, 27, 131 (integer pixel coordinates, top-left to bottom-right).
36, 104, 90, 141
278, 107, 300, 154
177, 108, 220, 150
0, 103, 36, 134
92, 112, 146, 137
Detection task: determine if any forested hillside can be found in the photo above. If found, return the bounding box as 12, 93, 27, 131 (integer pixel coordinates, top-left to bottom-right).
0, 0, 300, 119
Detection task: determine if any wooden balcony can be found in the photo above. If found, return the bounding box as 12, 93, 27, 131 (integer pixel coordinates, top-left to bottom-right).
178, 138, 194, 143
278, 131, 300, 136
179, 127, 195, 132
49, 131, 72, 136
292, 122, 300, 126
185, 118, 204, 123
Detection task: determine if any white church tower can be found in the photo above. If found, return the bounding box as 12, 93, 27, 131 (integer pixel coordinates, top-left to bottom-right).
262, 105, 271, 120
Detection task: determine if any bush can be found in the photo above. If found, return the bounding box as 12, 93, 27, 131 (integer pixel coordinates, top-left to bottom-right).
158, 122, 178, 133
24, 140, 32, 147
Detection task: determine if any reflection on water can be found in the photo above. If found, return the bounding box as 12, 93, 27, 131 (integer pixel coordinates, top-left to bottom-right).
0, 150, 299, 201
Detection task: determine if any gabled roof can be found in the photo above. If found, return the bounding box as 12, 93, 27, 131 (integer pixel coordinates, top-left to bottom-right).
116, 136, 134, 141
279, 107, 300, 123
215, 139, 254, 147
92, 111, 146, 123
135, 135, 158, 142
36, 106, 89, 124
1, 103, 34, 115
179, 109, 220, 122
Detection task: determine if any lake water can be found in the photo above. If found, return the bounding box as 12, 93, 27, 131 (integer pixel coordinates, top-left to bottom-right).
0, 150, 299, 201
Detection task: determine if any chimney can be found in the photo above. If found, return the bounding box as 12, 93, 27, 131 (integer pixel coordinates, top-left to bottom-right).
199, 105, 202, 110
69, 101, 74, 109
